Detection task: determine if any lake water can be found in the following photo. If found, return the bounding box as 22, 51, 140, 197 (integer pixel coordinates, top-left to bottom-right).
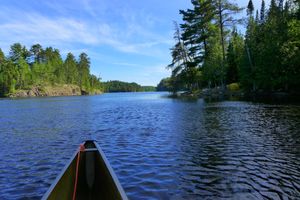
0, 92, 300, 199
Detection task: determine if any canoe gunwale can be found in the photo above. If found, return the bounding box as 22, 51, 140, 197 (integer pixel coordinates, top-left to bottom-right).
41, 147, 78, 200
41, 141, 128, 200
93, 142, 128, 200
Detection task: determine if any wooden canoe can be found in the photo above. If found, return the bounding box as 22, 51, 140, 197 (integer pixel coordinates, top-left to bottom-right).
42, 140, 128, 200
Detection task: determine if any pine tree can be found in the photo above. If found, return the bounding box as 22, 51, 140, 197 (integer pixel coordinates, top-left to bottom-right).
0, 43, 102, 96
64, 53, 78, 84
77, 53, 91, 91
9, 43, 30, 63
180, 0, 215, 62
278, 0, 284, 11
30, 44, 43, 64
167, 21, 191, 92
247, 0, 254, 16
226, 29, 244, 84
213, 0, 243, 87
260, 0, 266, 23
0, 49, 4, 63
17, 57, 31, 88
0, 60, 18, 95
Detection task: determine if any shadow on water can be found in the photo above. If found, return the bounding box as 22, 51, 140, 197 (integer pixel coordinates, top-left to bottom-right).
169, 99, 300, 199
203, 93, 300, 105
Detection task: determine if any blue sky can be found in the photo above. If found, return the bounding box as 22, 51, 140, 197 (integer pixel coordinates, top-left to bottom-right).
0, 0, 269, 86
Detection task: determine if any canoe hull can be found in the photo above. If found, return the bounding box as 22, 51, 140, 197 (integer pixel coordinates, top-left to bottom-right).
42, 141, 128, 200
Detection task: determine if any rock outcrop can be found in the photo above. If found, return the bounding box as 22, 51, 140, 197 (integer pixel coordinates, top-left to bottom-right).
9, 84, 84, 98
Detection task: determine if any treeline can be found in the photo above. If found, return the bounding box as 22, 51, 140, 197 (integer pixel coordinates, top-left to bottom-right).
102, 81, 156, 93
157, 77, 182, 91
165, 0, 300, 94
0, 43, 102, 96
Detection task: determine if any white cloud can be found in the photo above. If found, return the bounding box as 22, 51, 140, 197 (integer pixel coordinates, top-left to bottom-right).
0, 12, 99, 53
111, 62, 139, 67
0, 4, 172, 59
0, 0, 177, 85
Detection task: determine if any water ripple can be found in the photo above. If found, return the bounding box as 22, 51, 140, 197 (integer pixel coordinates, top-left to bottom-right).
0, 93, 300, 199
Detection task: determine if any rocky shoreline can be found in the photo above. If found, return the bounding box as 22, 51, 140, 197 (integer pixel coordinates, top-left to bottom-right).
170, 87, 300, 103
8, 84, 102, 98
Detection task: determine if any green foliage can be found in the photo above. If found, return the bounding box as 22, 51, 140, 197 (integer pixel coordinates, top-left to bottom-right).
214, 0, 243, 87
0, 43, 102, 97
16, 57, 31, 88
167, 22, 191, 87
180, 0, 215, 62
0, 60, 18, 95
166, 0, 300, 95
260, 0, 266, 22
141, 86, 156, 92
167, 0, 243, 93
102, 81, 155, 93
30, 44, 43, 63
102, 81, 143, 92
157, 78, 172, 91
280, 19, 300, 90
226, 30, 244, 84
241, 0, 300, 92
0, 49, 5, 63
9, 43, 30, 63
64, 53, 78, 84
77, 53, 91, 91
247, 0, 254, 16
202, 31, 223, 88
227, 83, 240, 91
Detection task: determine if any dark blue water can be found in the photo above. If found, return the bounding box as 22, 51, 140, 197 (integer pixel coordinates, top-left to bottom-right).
0, 92, 300, 199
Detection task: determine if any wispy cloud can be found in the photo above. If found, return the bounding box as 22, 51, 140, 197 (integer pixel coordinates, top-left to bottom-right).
0, 3, 172, 58
0, 0, 184, 85
111, 62, 140, 67
0, 10, 98, 53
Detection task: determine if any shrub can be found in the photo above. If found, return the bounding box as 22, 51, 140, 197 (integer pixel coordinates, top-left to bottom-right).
227, 83, 240, 91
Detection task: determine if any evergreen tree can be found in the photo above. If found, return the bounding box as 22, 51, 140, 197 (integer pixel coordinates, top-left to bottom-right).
157, 78, 172, 91
0, 60, 18, 95
64, 53, 78, 84
202, 32, 223, 88
0, 43, 102, 96
180, 0, 215, 62
9, 43, 30, 63
226, 30, 244, 84
247, 0, 254, 16
16, 57, 31, 88
0, 49, 5, 95
167, 22, 191, 92
242, 0, 258, 91
0, 49, 4, 64
260, 0, 266, 23
30, 44, 43, 64
213, 0, 243, 87
165, 0, 300, 95
77, 53, 91, 91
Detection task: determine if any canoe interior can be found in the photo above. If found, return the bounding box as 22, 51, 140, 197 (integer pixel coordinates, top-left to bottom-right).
44, 141, 125, 200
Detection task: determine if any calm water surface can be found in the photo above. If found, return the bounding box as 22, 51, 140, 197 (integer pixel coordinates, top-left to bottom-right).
0, 92, 300, 199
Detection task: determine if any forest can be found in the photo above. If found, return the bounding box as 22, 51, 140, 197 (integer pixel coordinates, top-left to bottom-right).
102, 81, 156, 93
0, 43, 157, 97
163, 0, 300, 95
0, 43, 102, 97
